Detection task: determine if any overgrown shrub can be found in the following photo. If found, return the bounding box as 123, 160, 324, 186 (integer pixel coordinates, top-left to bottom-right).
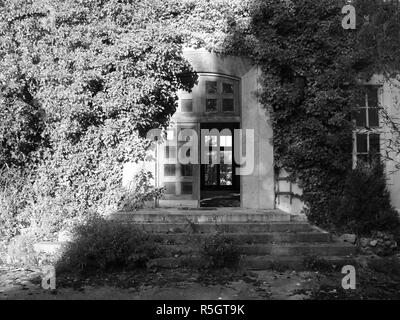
0, 0, 197, 241
333, 161, 400, 235
119, 170, 165, 210
57, 217, 160, 274
249, 0, 400, 230
201, 232, 240, 269
0, 167, 32, 243
6, 233, 39, 267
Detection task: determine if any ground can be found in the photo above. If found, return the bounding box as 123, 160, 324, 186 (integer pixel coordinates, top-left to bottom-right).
1, 257, 400, 300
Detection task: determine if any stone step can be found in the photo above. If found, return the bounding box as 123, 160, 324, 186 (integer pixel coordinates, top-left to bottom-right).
148, 255, 358, 271
149, 232, 331, 244
156, 242, 356, 257
109, 210, 296, 223
132, 222, 313, 233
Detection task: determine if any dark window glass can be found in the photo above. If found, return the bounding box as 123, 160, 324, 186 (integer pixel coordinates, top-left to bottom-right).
206, 99, 217, 112
222, 83, 234, 94
355, 108, 366, 127
222, 99, 234, 112
206, 81, 217, 94
368, 108, 379, 127
181, 164, 193, 176
356, 134, 368, 153
181, 99, 193, 112
370, 133, 380, 154
164, 164, 175, 176
367, 87, 378, 108
181, 182, 193, 194
204, 164, 218, 185
164, 182, 175, 194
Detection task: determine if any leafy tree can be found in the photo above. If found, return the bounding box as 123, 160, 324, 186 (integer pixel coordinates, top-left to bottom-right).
0, 0, 197, 237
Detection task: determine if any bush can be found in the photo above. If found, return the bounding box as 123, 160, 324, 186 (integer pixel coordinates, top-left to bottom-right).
333, 161, 400, 235
201, 232, 240, 269
57, 217, 160, 274
6, 233, 39, 267
0, 167, 32, 243
119, 170, 165, 210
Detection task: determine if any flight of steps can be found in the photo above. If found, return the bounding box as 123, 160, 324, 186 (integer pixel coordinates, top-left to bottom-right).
108, 208, 357, 270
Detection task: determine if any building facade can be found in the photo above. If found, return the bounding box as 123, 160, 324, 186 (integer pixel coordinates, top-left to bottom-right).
123, 48, 400, 214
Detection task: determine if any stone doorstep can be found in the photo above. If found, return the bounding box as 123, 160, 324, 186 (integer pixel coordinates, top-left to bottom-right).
134, 222, 313, 233
156, 243, 356, 257
149, 232, 332, 244
109, 209, 307, 223
148, 255, 360, 271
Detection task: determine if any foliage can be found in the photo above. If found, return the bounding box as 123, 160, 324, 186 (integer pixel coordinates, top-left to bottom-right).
119, 170, 165, 211
6, 233, 39, 267
0, 0, 197, 240
0, 166, 32, 243
334, 161, 400, 235
1, 0, 400, 240
201, 232, 240, 269
247, 0, 400, 230
57, 217, 159, 274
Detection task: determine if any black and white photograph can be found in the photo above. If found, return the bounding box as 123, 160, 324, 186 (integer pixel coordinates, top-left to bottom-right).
1, 0, 400, 308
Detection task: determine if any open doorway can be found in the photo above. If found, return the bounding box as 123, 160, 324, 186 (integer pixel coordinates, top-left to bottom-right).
200, 123, 240, 207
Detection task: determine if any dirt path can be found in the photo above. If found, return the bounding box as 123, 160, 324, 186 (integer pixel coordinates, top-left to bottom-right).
0, 267, 319, 300
2, 259, 400, 300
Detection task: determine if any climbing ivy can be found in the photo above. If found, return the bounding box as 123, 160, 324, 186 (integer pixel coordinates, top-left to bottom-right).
247, 0, 400, 231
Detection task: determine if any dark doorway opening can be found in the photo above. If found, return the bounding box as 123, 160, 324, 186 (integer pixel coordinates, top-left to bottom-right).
200, 122, 240, 207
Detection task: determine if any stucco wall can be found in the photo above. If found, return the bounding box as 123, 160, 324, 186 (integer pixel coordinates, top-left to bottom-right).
374, 76, 400, 212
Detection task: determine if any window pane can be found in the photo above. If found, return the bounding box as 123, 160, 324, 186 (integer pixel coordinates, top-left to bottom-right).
181, 164, 193, 176
181, 99, 192, 112
165, 146, 176, 158
204, 164, 218, 185
370, 133, 380, 154
367, 86, 378, 108
368, 108, 379, 127
164, 182, 175, 194
206, 99, 217, 112
164, 164, 176, 176
221, 150, 232, 164
181, 182, 192, 194
205, 150, 218, 164
220, 135, 232, 147
205, 135, 217, 147
356, 134, 368, 153
220, 164, 232, 185
222, 99, 234, 112
355, 108, 366, 127
223, 83, 234, 94
206, 81, 217, 94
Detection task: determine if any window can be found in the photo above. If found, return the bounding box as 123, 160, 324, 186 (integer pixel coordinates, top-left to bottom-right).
203, 130, 233, 186
206, 99, 217, 112
355, 86, 379, 128
160, 126, 195, 198
353, 86, 381, 168
204, 78, 238, 113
